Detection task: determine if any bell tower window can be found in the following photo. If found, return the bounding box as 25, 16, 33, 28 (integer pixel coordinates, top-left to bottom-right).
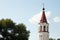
44, 26, 45, 32
40, 26, 42, 31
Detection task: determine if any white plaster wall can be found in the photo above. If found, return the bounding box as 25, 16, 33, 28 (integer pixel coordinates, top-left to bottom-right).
38, 32, 49, 40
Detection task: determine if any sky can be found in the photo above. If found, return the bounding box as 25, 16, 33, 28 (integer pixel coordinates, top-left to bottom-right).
0, 0, 60, 40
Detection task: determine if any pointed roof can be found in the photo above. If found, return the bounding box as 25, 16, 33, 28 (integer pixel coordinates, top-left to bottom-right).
40, 7, 47, 23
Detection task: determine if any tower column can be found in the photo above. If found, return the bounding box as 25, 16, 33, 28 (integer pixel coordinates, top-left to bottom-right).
38, 5, 49, 40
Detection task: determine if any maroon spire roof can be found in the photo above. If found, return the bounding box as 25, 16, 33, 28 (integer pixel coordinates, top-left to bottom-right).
40, 8, 47, 23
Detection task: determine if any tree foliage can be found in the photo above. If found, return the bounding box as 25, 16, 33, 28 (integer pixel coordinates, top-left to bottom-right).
57, 38, 60, 40
49, 38, 56, 40
0, 19, 30, 40
49, 38, 53, 40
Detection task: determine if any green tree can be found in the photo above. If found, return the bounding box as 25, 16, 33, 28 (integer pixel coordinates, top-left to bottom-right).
57, 38, 60, 40
0, 19, 30, 40
49, 38, 54, 40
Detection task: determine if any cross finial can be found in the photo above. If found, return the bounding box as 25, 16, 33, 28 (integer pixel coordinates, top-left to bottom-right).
43, 3, 44, 8
42, 3, 45, 10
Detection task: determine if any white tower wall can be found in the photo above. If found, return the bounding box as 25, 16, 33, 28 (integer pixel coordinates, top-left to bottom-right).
38, 32, 49, 40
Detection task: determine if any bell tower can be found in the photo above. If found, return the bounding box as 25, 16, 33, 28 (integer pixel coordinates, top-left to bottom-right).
38, 4, 49, 40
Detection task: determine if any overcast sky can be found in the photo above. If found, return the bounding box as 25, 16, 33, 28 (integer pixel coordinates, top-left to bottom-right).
0, 0, 60, 40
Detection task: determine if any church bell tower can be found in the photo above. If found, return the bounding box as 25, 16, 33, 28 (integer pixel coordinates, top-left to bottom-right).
38, 5, 49, 40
